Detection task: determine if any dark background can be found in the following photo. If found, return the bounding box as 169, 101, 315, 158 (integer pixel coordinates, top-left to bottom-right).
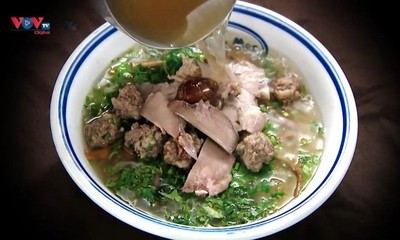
4, 0, 400, 239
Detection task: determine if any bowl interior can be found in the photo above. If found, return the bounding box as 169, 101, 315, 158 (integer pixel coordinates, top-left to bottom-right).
50, 2, 357, 239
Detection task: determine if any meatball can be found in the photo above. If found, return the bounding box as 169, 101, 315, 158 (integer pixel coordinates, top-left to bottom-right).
124, 122, 164, 159
236, 132, 274, 172
111, 85, 143, 119
83, 113, 123, 148
163, 139, 192, 169
163, 132, 203, 169
270, 77, 301, 106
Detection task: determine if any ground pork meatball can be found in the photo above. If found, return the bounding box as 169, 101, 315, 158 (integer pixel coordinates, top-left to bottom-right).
270, 76, 301, 106
163, 139, 192, 169
111, 85, 143, 119
163, 132, 203, 169
236, 132, 274, 172
124, 122, 164, 158
83, 113, 123, 148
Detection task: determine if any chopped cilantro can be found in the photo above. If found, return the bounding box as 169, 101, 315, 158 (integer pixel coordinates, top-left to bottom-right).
259, 104, 270, 113
83, 47, 204, 120
262, 122, 281, 147
83, 83, 119, 121
299, 150, 321, 181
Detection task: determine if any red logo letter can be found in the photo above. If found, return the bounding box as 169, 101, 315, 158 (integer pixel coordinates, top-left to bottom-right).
31, 17, 44, 29
10, 17, 24, 29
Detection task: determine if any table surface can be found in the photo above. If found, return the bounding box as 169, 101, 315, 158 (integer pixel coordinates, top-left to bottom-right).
5, 0, 399, 239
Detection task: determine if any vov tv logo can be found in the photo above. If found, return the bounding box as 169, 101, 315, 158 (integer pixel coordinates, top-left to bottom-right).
10, 17, 50, 35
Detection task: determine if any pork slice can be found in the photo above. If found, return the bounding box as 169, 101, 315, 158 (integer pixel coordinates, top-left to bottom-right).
221, 101, 241, 132
222, 89, 266, 134
138, 81, 180, 101
140, 91, 184, 138
177, 131, 200, 160
140, 92, 199, 159
236, 89, 266, 133
168, 100, 239, 154
229, 60, 270, 100
182, 138, 235, 196
238, 106, 266, 133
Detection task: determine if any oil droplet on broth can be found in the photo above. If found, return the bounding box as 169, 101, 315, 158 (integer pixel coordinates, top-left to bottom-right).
108, 0, 236, 48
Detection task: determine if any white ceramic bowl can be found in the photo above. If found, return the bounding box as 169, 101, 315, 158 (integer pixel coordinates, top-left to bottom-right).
50, 1, 358, 239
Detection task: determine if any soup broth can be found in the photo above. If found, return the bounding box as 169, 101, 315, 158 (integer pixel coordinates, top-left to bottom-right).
82, 38, 324, 226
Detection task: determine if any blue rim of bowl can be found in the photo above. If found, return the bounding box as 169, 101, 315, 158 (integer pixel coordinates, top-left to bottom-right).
228, 21, 269, 53
56, 3, 351, 235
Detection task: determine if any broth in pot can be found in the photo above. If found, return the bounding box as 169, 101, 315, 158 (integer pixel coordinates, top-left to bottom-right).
103, 0, 236, 48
